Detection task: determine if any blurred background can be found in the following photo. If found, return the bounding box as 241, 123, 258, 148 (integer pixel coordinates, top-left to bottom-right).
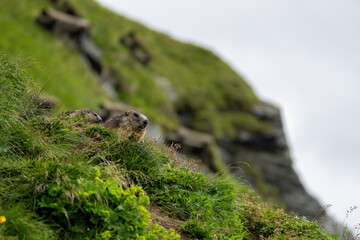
96, 0, 360, 231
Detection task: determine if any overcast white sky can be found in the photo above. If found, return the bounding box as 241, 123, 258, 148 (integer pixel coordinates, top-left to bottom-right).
95, 0, 360, 230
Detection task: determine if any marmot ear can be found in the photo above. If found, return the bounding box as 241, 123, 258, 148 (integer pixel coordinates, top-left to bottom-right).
124, 111, 129, 116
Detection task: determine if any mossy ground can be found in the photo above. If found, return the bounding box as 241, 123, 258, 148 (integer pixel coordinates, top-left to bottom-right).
0, 56, 340, 239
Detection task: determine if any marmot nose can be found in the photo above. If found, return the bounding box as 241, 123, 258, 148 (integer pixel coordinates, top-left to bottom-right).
143, 120, 148, 126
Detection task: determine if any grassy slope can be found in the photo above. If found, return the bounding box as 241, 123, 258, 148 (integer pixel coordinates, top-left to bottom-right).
0, 0, 267, 136
0, 0, 109, 111
0, 56, 339, 239
74, 0, 265, 137
0, 0, 345, 239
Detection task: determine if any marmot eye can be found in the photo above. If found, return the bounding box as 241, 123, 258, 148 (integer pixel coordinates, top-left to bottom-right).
134, 113, 139, 117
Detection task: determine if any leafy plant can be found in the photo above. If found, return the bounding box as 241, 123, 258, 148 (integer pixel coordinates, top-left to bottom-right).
38, 174, 162, 239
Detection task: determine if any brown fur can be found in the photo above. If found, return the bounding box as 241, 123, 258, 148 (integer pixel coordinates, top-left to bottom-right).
63, 109, 102, 124
103, 110, 148, 142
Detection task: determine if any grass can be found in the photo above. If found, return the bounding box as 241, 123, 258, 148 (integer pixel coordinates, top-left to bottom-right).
0, 0, 269, 136
0, 0, 109, 112
0, 55, 342, 239
0, 1, 350, 239
73, 0, 264, 136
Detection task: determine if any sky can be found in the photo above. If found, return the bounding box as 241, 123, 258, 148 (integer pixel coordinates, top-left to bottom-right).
95, 0, 360, 231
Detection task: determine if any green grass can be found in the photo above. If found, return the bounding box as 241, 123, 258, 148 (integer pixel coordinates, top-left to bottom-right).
0, 0, 267, 136
0, 0, 109, 112
0, 55, 340, 239
72, 0, 261, 135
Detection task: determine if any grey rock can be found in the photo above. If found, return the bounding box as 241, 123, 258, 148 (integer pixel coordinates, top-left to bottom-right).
154, 74, 179, 103
236, 128, 288, 150
77, 34, 103, 74
36, 8, 89, 35
251, 101, 281, 124
166, 127, 216, 170
219, 102, 323, 220
146, 122, 165, 141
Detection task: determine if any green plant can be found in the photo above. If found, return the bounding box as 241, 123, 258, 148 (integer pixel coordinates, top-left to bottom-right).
239, 194, 340, 240
147, 167, 248, 239
38, 174, 154, 239
0, 203, 56, 239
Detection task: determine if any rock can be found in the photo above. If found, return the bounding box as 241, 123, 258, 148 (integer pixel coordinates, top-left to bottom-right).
120, 31, 152, 66
251, 101, 281, 124
48, 0, 79, 16
101, 67, 133, 94
77, 34, 103, 74
218, 102, 324, 220
167, 127, 214, 148
154, 74, 179, 103
34, 94, 58, 110
236, 128, 288, 150
146, 122, 165, 141
166, 127, 215, 168
36, 8, 104, 75
36, 8, 89, 36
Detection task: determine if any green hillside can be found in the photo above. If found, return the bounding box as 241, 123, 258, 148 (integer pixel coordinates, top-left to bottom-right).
0, 0, 343, 239
0, 0, 109, 111
0, 0, 268, 137
0, 56, 339, 239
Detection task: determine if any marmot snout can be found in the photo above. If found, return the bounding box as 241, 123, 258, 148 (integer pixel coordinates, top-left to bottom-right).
103, 110, 148, 142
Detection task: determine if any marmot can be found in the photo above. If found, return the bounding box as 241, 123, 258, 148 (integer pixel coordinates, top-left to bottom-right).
62, 109, 102, 124
103, 110, 148, 142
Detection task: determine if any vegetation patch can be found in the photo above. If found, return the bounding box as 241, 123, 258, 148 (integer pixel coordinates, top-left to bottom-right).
0, 56, 342, 239
239, 195, 339, 240
0, 0, 268, 136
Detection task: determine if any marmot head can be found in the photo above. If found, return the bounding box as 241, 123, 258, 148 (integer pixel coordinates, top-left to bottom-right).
128, 110, 149, 131
103, 110, 148, 142
103, 110, 148, 132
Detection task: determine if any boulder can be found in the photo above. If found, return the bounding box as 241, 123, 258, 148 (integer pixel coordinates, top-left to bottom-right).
77, 34, 103, 74
36, 8, 89, 35
120, 31, 152, 66
218, 101, 324, 220
166, 127, 215, 168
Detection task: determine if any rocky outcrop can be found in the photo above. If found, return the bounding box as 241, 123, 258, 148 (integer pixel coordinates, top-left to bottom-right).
171, 101, 335, 224
120, 31, 153, 67
166, 127, 217, 171
219, 102, 324, 218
